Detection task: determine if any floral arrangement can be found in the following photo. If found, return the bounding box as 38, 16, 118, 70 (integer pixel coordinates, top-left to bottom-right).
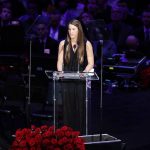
139, 66, 150, 88
10, 125, 85, 150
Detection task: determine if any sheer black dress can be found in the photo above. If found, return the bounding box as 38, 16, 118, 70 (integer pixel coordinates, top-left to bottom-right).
61, 39, 87, 135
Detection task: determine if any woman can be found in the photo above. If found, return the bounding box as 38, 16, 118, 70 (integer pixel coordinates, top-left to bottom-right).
57, 19, 94, 134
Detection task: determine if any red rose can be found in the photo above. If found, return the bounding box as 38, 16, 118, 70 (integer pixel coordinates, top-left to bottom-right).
28, 131, 37, 138
63, 143, 73, 150
48, 125, 55, 131
55, 129, 65, 138
60, 126, 68, 131
41, 125, 48, 131
58, 137, 68, 145
15, 129, 23, 138
11, 140, 19, 147
65, 131, 71, 137
28, 138, 37, 146
18, 140, 27, 147
73, 137, 83, 144
15, 136, 23, 143
43, 130, 54, 138
35, 128, 41, 134
67, 126, 73, 131
72, 131, 80, 137
51, 138, 58, 145
22, 128, 30, 135
10, 125, 85, 150
47, 130, 54, 136
42, 138, 51, 146
31, 125, 36, 130
25, 136, 31, 143
35, 134, 42, 143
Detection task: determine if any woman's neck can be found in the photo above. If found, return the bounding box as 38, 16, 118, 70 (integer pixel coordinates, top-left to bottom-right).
71, 38, 77, 45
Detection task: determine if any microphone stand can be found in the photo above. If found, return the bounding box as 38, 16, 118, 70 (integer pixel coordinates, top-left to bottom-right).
99, 39, 103, 141
25, 37, 32, 127
25, 14, 41, 127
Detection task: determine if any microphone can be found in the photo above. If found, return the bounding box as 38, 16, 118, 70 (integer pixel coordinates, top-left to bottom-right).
73, 44, 76, 49
73, 44, 78, 52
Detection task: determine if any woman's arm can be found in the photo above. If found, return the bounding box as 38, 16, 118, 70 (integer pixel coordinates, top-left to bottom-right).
57, 40, 65, 71
84, 40, 94, 72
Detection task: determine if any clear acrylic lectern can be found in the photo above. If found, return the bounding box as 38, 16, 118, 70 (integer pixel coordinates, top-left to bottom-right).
45, 70, 99, 134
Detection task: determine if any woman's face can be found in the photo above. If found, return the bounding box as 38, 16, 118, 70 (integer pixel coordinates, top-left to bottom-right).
68, 24, 79, 40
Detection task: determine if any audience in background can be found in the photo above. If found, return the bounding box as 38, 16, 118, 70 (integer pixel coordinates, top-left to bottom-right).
117, 0, 142, 27
0, 0, 150, 63
60, 0, 82, 27
76, 0, 85, 15
49, 10, 67, 42
55, 0, 68, 14
132, 8, 150, 58
18, 1, 40, 33
0, 2, 13, 27
123, 35, 143, 58
93, 0, 111, 23
41, 1, 56, 18
0, 2, 24, 55
26, 21, 58, 58
79, 11, 93, 25
107, 5, 133, 53
86, 0, 99, 19
78, 11, 94, 39
95, 27, 117, 68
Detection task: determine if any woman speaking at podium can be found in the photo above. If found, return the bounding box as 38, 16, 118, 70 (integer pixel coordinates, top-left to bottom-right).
57, 19, 94, 134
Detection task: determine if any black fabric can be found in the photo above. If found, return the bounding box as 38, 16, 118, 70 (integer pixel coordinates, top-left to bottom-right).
61, 39, 88, 134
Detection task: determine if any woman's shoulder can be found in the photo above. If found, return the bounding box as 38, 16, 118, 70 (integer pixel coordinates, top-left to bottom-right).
59, 39, 68, 50
59, 40, 65, 46
85, 40, 92, 46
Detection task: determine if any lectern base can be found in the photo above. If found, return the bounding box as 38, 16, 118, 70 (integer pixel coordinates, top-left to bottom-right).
79, 134, 124, 150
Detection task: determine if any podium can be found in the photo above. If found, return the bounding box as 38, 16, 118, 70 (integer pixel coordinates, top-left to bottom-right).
45, 70, 99, 134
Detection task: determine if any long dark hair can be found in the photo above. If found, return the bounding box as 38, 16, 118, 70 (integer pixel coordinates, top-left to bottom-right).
65, 19, 85, 64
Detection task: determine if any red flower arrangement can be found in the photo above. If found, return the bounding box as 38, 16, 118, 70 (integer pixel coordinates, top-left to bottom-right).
10, 125, 85, 150
139, 66, 150, 88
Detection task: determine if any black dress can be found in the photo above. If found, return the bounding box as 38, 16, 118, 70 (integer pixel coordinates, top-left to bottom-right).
61, 40, 87, 134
